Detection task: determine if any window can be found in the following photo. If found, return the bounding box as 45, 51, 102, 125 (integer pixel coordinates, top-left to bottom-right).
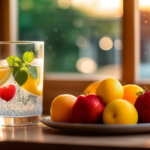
1, 0, 148, 114
138, 0, 150, 82
18, 0, 123, 80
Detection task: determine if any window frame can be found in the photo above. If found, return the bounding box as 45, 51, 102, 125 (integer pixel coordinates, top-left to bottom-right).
122, 0, 140, 84
0, 0, 144, 114
0, 0, 10, 41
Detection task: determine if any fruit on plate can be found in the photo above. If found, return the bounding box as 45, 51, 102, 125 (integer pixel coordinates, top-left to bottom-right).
84, 81, 100, 94
96, 78, 124, 105
123, 84, 144, 105
50, 94, 77, 123
72, 94, 105, 123
135, 89, 150, 123
0, 84, 16, 101
103, 99, 138, 124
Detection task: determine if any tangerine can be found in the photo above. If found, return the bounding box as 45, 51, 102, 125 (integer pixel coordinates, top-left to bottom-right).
84, 81, 100, 94
50, 94, 77, 122
123, 84, 144, 105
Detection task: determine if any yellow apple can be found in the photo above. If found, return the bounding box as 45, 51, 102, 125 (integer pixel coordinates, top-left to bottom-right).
103, 99, 138, 124
96, 78, 124, 105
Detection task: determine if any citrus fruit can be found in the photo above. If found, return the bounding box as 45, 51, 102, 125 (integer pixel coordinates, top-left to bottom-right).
96, 78, 124, 105
22, 67, 43, 96
0, 67, 13, 86
123, 84, 144, 105
103, 99, 138, 124
50, 94, 77, 123
84, 81, 100, 94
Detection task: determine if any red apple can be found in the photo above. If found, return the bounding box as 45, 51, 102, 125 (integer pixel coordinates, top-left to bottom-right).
72, 94, 105, 123
135, 90, 150, 123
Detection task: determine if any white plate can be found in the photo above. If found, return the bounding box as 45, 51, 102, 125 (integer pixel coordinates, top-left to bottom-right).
41, 116, 150, 134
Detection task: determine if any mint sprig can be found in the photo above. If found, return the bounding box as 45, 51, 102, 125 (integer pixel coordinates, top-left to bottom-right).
15, 68, 28, 86
6, 56, 22, 67
6, 51, 38, 86
23, 51, 34, 63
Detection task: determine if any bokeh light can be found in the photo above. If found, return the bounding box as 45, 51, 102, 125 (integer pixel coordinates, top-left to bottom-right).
73, 18, 83, 28
99, 36, 113, 51
114, 39, 122, 50
90, 19, 97, 26
76, 36, 88, 48
20, 0, 34, 10
58, 0, 70, 9
76, 57, 97, 74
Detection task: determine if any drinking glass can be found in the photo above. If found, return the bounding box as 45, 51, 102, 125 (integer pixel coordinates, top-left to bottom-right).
0, 41, 44, 126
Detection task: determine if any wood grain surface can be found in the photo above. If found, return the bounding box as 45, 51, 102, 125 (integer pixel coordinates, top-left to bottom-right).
0, 122, 150, 150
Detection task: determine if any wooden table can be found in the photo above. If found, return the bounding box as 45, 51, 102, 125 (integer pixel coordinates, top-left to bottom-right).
0, 122, 150, 150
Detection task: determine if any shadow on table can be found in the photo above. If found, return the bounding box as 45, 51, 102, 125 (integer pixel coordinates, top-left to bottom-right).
41, 127, 150, 137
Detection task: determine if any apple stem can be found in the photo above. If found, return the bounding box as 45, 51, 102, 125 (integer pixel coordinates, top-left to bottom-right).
144, 86, 149, 92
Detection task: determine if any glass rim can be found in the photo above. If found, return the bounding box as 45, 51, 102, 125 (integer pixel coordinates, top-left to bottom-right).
0, 41, 44, 44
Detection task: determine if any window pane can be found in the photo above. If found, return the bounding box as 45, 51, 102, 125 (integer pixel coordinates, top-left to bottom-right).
139, 0, 150, 80
18, 0, 122, 79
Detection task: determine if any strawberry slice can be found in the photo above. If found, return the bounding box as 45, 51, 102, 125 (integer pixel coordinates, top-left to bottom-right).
0, 84, 16, 102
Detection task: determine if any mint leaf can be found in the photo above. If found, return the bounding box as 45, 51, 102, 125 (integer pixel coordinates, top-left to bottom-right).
6, 51, 38, 87
23, 51, 34, 63
13, 67, 20, 77
29, 66, 38, 79
15, 69, 28, 86
6, 56, 22, 67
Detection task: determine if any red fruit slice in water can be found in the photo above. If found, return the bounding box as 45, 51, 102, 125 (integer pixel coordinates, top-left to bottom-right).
0, 84, 16, 102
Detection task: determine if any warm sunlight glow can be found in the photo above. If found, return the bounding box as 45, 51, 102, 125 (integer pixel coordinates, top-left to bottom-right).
0, 127, 5, 139
99, 37, 113, 51
71, 0, 123, 18
0, 118, 4, 126
139, 0, 150, 11
58, 0, 70, 9
100, 0, 120, 9
76, 58, 97, 74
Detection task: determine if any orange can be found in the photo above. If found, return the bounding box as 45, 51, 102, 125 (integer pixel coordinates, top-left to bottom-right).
103, 99, 138, 124
50, 94, 77, 122
0, 67, 13, 86
84, 81, 100, 94
123, 84, 144, 105
22, 67, 43, 96
96, 78, 124, 105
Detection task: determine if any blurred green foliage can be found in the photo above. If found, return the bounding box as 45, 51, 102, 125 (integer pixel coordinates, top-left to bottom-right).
18, 0, 121, 73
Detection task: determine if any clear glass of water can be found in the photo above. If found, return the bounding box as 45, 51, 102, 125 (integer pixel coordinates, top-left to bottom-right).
0, 41, 44, 126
